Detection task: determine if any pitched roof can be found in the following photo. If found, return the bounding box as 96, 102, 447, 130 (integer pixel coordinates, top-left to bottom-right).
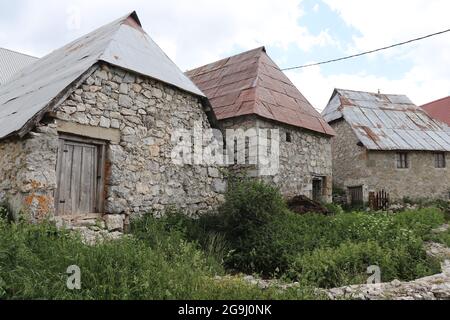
0, 11, 204, 140
186, 47, 335, 136
0, 48, 38, 85
421, 96, 450, 126
322, 89, 450, 151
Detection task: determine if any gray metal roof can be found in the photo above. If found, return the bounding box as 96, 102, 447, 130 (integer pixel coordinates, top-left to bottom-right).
322, 89, 450, 151
0, 11, 204, 140
0, 48, 38, 85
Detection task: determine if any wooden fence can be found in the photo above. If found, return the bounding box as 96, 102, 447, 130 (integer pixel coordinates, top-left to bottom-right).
369, 190, 390, 211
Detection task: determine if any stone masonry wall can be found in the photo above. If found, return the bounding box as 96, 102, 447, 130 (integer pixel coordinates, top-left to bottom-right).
221, 115, 333, 202
0, 125, 59, 220
0, 63, 224, 225
331, 119, 450, 202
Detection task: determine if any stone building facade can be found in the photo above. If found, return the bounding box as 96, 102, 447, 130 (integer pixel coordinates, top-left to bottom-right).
323, 89, 450, 205
331, 119, 450, 203
221, 116, 332, 202
187, 47, 335, 203
0, 64, 224, 228
0, 13, 226, 231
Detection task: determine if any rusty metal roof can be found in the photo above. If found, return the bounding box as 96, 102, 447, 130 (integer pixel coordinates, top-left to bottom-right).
0, 11, 204, 140
0, 48, 38, 86
421, 96, 450, 126
322, 89, 450, 151
186, 47, 335, 136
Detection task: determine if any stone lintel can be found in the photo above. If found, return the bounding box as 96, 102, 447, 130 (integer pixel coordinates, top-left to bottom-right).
56, 120, 120, 144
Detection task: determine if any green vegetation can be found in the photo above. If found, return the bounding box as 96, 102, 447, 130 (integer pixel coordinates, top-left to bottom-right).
0, 178, 447, 299
175, 179, 444, 287
0, 212, 317, 300
430, 228, 450, 247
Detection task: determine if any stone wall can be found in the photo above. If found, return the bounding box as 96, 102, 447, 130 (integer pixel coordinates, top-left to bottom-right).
221, 115, 333, 202
0, 63, 224, 226
331, 119, 450, 202
0, 124, 59, 220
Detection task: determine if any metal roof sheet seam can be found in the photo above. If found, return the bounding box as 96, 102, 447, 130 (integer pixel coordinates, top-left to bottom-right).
0, 48, 38, 86
322, 89, 450, 151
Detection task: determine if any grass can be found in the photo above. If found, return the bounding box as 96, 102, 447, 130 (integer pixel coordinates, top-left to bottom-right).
0, 216, 319, 300
0, 178, 447, 299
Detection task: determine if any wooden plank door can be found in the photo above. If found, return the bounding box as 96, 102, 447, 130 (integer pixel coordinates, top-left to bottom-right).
348, 186, 363, 206
55, 137, 103, 216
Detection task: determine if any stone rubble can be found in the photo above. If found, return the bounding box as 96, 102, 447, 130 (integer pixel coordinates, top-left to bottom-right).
54, 215, 125, 246
323, 260, 450, 300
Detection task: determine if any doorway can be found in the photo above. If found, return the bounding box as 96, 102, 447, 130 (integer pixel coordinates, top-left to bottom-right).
55, 135, 106, 216
312, 178, 324, 202
348, 186, 364, 206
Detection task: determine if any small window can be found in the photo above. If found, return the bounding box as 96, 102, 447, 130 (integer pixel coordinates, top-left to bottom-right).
396, 152, 409, 169
435, 152, 446, 168
286, 132, 292, 143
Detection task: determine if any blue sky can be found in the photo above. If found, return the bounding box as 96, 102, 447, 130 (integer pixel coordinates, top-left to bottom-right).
0, 0, 449, 110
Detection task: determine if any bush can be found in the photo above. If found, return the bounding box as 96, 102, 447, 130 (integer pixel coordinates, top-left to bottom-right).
288, 240, 440, 288
199, 177, 288, 275
219, 177, 287, 238
324, 203, 344, 215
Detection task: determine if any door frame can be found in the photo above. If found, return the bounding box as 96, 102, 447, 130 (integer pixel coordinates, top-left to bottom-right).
54, 133, 107, 217
312, 177, 324, 202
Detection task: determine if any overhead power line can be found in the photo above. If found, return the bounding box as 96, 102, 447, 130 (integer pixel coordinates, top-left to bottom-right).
282, 27, 450, 71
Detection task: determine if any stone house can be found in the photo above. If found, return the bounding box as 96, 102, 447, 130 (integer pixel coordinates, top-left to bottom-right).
187, 47, 335, 202
322, 89, 450, 205
0, 12, 224, 230
421, 96, 450, 126
0, 47, 37, 86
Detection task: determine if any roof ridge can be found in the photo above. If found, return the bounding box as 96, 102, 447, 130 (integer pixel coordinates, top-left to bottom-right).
186, 46, 266, 76
335, 88, 408, 98
253, 47, 266, 90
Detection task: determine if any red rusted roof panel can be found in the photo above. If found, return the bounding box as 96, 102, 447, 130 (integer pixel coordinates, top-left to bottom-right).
186, 47, 335, 136
421, 96, 450, 126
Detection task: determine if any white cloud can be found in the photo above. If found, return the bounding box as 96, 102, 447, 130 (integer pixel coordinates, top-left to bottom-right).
287, 66, 450, 111
0, 0, 448, 110
0, 0, 335, 70
286, 0, 450, 110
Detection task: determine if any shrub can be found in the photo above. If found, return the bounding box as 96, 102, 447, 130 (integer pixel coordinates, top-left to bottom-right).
219, 177, 287, 238
206, 177, 288, 275
324, 203, 344, 216
288, 239, 440, 288
392, 207, 445, 238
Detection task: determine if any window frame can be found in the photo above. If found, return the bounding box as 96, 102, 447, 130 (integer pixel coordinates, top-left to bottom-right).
435, 152, 446, 169
396, 152, 409, 169
286, 132, 292, 143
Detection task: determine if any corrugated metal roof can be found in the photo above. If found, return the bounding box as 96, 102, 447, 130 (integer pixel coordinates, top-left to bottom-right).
186, 47, 335, 136
0, 48, 38, 85
0, 11, 204, 140
421, 96, 450, 126
322, 89, 450, 151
